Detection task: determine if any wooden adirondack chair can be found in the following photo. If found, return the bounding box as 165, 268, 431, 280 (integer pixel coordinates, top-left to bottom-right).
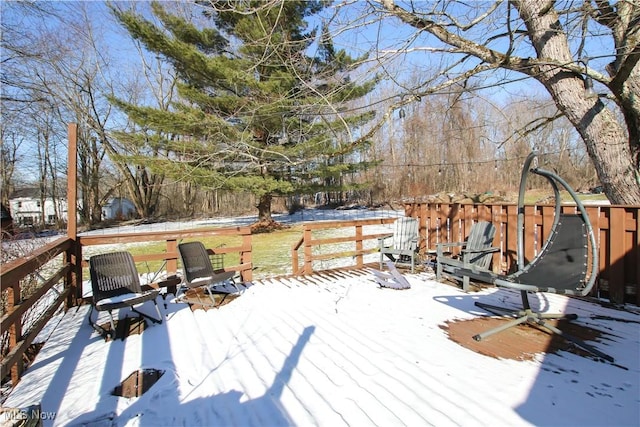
435, 221, 499, 291
378, 217, 420, 273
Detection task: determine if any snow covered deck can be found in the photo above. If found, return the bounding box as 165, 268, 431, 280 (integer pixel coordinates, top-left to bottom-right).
3, 269, 639, 426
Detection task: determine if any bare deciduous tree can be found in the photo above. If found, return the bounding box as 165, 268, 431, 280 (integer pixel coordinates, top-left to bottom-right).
350, 0, 639, 204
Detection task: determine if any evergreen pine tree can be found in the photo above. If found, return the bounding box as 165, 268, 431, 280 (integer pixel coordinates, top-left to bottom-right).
111, 1, 377, 228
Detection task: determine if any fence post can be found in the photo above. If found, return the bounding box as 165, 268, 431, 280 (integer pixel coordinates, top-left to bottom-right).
8, 284, 22, 385
241, 230, 253, 282
608, 208, 626, 303
167, 238, 177, 274
303, 226, 313, 275
292, 247, 299, 275
355, 224, 363, 268
66, 123, 81, 308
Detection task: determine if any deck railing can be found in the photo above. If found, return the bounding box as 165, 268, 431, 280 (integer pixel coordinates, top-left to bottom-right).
1, 237, 76, 385
77, 226, 253, 282
291, 217, 397, 275
1, 226, 251, 386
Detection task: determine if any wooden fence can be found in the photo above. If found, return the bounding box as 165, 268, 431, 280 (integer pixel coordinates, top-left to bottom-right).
77, 226, 253, 282
404, 202, 640, 305
291, 217, 398, 274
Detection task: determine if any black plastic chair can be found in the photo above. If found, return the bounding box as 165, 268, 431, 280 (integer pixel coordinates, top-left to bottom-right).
178, 241, 239, 307
466, 152, 612, 362
88, 251, 163, 339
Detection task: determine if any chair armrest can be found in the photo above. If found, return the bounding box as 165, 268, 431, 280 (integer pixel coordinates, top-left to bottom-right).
409, 238, 419, 250
436, 241, 467, 257
143, 275, 182, 293
461, 246, 500, 254
378, 234, 394, 249
436, 241, 467, 249
377, 233, 394, 242
461, 247, 500, 267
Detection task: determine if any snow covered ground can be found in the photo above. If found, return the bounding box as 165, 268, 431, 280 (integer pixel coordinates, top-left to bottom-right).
79, 208, 404, 236
3, 268, 639, 427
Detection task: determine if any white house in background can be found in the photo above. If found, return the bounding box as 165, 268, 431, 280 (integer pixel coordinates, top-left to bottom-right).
102, 197, 136, 221
9, 189, 136, 227
9, 188, 68, 227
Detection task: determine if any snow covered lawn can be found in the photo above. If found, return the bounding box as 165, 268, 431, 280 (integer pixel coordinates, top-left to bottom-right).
3, 269, 639, 426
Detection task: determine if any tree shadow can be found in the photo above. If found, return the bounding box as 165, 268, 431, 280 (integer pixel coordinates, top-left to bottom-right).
64, 300, 315, 426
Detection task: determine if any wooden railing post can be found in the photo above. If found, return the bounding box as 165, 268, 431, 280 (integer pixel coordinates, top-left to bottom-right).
241, 231, 252, 282
291, 235, 304, 275
608, 207, 626, 304
303, 226, 313, 274
66, 123, 81, 308
355, 224, 363, 268
64, 244, 82, 309
167, 239, 178, 274
292, 247, 299, 275
8, 284, 22, 385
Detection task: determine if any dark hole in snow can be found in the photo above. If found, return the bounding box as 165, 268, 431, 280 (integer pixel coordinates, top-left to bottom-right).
112, 369, 164, 398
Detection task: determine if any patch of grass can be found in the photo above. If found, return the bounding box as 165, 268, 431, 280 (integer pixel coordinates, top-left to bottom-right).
251, 225, 305, 277
575, 193, 609, 203
125, 225, 307, 280
521, 189, 608, 205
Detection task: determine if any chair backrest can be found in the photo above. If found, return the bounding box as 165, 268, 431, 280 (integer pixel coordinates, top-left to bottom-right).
466, 221, 496, 270
178, 241, 218, 285
392, 217, 419, 250
511, 214, 588, 290
89, 251, 143, 301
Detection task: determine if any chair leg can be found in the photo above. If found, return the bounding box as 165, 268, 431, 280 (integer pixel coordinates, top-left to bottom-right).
231, 280, 241, 294
206, 287, 218, 306
536, 318, 614, 362
88, 305, 112, 339
130, 301, 163, 324
472, 302, 614, 362
107, 311, 117, 339
462, 275, 470, 292
380, 252, 396, 270
88, 305, 96, 330
175, 285, 188, 303
154, 302, 163, 322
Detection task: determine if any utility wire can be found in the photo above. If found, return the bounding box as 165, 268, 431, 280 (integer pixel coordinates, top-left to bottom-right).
375, 149, 580, 168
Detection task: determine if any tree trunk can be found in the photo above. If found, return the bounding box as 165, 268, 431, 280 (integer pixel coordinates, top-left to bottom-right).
514, 0, 640, 205
1, 132, 18, 209
257, 193, 273, 223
